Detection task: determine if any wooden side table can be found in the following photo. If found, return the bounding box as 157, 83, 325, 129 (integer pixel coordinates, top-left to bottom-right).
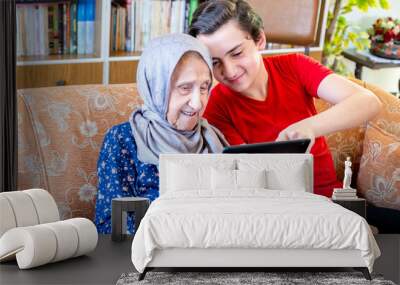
111, 197, 150, 242
342, 49, 400, 82
332, 197, 366, 219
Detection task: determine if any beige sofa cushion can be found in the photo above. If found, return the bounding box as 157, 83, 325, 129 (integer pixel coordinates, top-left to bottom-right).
18, 84, 141, 220
315, 78, 399, 188
357, 123, 400, 211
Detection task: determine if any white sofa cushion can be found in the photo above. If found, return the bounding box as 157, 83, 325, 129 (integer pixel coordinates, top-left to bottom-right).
0, 196, 17, 237
0, 189, 60, 237
24, 189, 60, 223
42, 221, 79, 262
0, 191, 39, 228
0, 189, 98, 269
0, 218, 98, 269
64, 218, 98, 257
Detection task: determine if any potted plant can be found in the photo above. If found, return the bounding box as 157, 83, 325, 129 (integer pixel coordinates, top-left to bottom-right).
323, 0, 390, 75
368, 17, 400, 59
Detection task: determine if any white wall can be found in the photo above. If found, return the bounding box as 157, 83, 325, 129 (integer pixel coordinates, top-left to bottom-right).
343, 0, 400, 94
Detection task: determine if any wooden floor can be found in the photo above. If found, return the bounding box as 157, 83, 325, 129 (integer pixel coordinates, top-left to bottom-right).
0, 234, 398, 285
374, 234, 400, 284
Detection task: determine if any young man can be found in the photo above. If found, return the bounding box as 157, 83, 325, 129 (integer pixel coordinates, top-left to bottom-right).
189, 0, 381, 197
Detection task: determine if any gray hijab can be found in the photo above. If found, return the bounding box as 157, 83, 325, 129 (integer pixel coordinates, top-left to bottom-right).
129, 33, 228, 165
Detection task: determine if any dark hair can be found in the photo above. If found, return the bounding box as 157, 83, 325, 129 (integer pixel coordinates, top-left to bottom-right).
188, 0, 264, 42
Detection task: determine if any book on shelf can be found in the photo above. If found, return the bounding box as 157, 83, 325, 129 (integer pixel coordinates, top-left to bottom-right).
125, 0, 134, 52
85, 0, 96, 54
16, 0, 62, 3
77, 0, 86, 54
16, 0, 96, 58
58, 3, 64, 54
333, 188, 357, 193
110, 0, 200, 54
332, 188, 358, 200
332, 196, 359, 200
63, 3, 69, 54
17, 0, 205, 58
70, 0, 78, 54
47, 4, 57, 55
333, 193, 358, 197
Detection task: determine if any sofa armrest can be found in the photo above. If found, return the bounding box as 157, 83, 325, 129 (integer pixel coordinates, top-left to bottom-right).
17, 91, 48, 191
315, 78, 399, 185
314, 95, 367, 184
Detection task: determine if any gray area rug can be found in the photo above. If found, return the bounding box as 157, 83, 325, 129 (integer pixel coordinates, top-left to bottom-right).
116, 271, 396, 285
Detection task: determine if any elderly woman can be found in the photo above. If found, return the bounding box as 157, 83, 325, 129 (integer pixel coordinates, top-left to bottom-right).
94, 34, 228, 234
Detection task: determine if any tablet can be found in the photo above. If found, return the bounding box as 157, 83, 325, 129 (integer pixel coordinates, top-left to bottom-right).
222, 138, 311, 154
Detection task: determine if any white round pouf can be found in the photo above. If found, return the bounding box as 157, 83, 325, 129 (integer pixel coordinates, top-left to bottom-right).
0, 191, 39, 227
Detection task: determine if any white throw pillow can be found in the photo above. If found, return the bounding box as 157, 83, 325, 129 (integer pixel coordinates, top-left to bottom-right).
211, 168, 267, 190
166, 158, 236, 193
266, 167, 307, 191
167, 163, 210, 191
238, 159, 308, 191
211, 168, 236, 190
236, 169, 267, 189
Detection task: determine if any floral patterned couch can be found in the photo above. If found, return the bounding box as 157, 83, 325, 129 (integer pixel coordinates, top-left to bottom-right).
17, 79, 400, 227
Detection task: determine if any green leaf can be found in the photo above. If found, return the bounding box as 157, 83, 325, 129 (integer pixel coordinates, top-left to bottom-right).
342, 1, 356, 14
346, 0, 358, 8
367, 0, 378, 8
348, 31, 358, 42
359, 31, 369, 39
359, 38, 371, 49
378, 0, 390, 9
356, 0, 370, 11
354, 41, 364, 50
344, 39, 350, 48
337, 15, 347, 26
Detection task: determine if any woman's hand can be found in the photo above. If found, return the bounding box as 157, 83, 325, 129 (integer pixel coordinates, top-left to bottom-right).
275, 121, 316, 153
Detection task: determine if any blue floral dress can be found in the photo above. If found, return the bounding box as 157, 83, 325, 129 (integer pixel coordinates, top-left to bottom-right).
94, 122, 159, 234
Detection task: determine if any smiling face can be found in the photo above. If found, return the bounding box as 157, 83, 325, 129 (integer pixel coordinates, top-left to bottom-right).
197, 20, 265, 93
166, 52, 212, 131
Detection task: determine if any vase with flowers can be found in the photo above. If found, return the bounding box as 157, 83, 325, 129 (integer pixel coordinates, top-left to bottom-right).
368, 17, 400, 59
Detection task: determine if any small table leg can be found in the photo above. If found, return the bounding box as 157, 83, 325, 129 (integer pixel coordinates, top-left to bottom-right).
355, 63, 363, 79
111, 200, 124, 242
111, 197, 150, 242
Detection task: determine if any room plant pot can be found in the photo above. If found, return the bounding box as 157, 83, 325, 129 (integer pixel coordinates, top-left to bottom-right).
370, 40, 400, 59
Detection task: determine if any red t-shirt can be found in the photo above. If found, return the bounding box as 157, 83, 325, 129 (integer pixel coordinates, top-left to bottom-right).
203, 53, 341, 197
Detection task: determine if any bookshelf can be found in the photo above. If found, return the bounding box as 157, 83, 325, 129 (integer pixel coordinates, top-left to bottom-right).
16, 0, 329, 89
